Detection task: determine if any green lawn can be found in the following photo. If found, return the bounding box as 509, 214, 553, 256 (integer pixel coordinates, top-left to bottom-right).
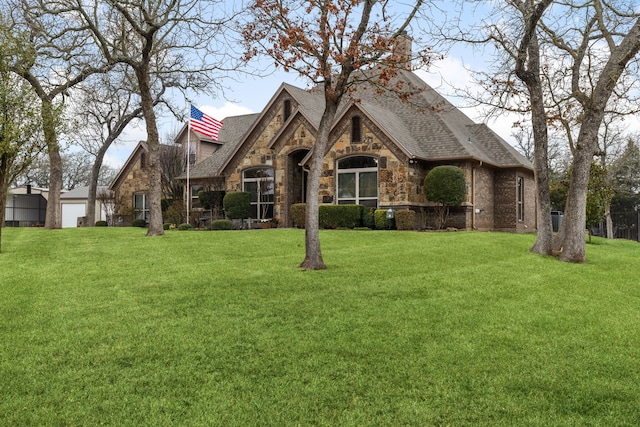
1, 227, 639, 426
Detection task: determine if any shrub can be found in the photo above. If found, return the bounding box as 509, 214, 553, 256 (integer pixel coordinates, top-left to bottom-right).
163, 223, 172, 230
161, 199, 173, 213
198, 190, 225, 211
164, 200, 185, 225
361, 206, 375, 229
177, 223, 193, 231
211, 219, 233, 230
374, 209, 395, 230
223, 192, 251, 219
290, 203, 306, 228
395, 210, 416, 230
319, 205, 361, 229
424, 165, 466, 229
95, 220, 108, 227
132, 219, 146, 228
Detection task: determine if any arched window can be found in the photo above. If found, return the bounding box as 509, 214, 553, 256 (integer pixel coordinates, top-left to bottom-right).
243, 167, 275, 220
351, 116, 361, 143
140, 152, 146, 169
336, 156, 378, 207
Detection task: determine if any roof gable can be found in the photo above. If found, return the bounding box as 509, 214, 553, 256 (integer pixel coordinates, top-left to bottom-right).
109, 141, 148, 191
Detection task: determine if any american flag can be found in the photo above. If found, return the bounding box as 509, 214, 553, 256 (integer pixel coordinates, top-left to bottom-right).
190, 105, 223, 140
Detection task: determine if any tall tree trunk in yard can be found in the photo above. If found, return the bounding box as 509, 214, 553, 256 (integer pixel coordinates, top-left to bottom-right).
557, 19, 640, 262
85, 147, 107, 226
515, 24, 554, 255
300, 106, 337, 270
42, 101, 63, 229
136, 68, 164, 237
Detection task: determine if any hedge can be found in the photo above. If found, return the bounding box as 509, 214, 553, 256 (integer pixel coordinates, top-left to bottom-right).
211, 219, 233, 230
132, 219, 146, 228
394, 209, 416, 230
290, 203, 368, 229
291, 203, 306, 228
374, 209, 395, 230
319, 205, 362, 229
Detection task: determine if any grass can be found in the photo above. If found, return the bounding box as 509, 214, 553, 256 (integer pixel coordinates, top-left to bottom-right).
1, 227, 640, 426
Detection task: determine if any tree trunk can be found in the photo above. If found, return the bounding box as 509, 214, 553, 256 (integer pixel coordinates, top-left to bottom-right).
42, 101, 62, 229
515, 23, 553, 254
136, 67, 164, 237
0, 178, 7, 253
605, 203, 613, 239
85, 143, 110, 226
528, 66, 553, 255
558, 144, 592, 262
299, 108, 337, 270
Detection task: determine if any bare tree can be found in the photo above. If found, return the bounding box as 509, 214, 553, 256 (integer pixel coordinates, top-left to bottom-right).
15, 151, 97, 190
75, 0, 241, 237
159, 143, 185, 202
243, 0, 428, 270
6, 0, 114, 229
437, 0, 640, 262
67, 65, 147, 226
96, 188, 115, 225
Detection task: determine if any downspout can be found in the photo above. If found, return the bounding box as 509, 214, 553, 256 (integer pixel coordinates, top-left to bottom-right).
471, 165, 475, 230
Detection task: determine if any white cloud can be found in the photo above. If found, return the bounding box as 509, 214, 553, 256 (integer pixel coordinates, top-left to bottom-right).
198, 102, 255, 121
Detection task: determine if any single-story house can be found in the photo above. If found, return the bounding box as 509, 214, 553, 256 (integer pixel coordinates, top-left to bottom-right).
60, 186, 109, 227
113, 38, 536, 231
109, 142, 182, 225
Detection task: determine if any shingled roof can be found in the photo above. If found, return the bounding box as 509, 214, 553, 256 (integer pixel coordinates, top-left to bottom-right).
178, 113, 260, 179
182, 69, 531, 178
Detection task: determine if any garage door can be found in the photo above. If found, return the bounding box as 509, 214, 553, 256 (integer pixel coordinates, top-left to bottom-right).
61, 203, 86, 228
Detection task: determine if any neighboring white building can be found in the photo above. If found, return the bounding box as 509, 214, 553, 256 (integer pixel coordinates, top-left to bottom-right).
60, 186, 109, 228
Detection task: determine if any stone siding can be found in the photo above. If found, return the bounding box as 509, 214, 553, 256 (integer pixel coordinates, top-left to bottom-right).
113, 149, 149, 224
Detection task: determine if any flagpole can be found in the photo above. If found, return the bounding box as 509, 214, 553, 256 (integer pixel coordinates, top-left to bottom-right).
186, 104, 191, 223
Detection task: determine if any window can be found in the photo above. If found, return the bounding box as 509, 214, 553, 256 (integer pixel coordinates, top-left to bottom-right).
243, 167, 274, 220
351, 116, 361, 143
284, 100, 292, 122
140, 152, 146, 169
191, 185, 203, 208
337, 156, 378, 207
134, 193, 149, 221
517, 177, 524, 221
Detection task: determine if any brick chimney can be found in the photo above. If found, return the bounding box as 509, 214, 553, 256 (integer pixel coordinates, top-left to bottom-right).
392, 31, 413, 71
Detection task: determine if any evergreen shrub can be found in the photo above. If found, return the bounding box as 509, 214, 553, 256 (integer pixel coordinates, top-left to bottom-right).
211, 219, 233, 230
395, 210, 416, 230
132, 219, 146, 228
374, 209, 395, 230
290, 203, 306, 228
223, 192, 251, 219
319, 205, 361, 229
95, 220, 108, 227
360, 206, 375, 229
